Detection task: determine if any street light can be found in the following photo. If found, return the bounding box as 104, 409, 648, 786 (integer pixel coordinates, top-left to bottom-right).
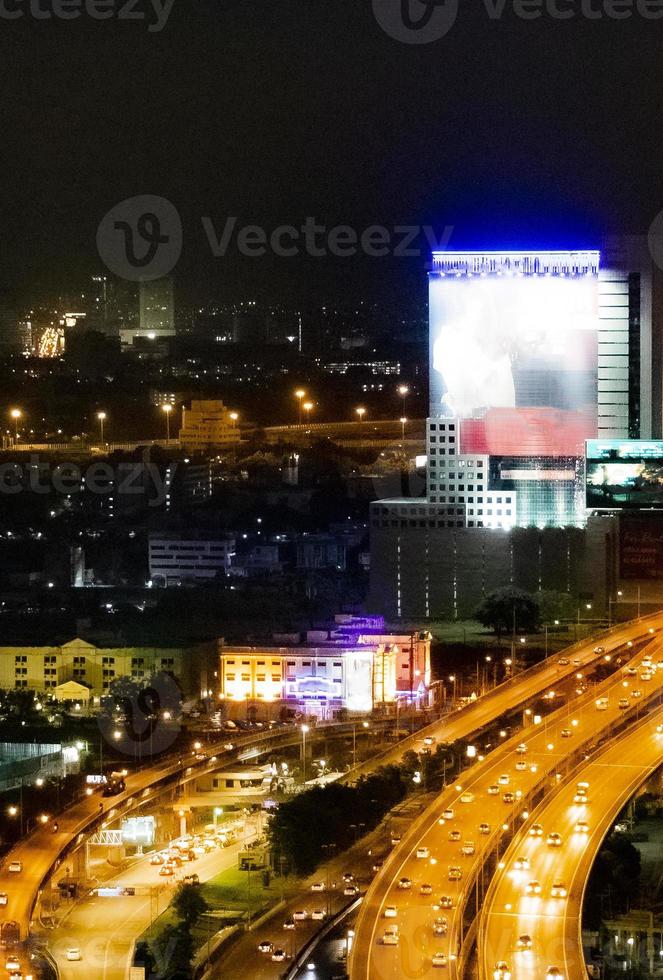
397, 384, 409, 416
97, 411, 107, 444
303, 401, 313, 426
162, 403, 173, 441
400, 416, 407, 442
229, 411, 239, 429
301, 724, 309, 783
448, 674, 457, 704
9, 408, 21, 441
295, 389, 306, 425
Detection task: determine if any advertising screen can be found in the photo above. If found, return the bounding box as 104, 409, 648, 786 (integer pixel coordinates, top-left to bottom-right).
121, 815, 155, 846
429, 273, 599, 456
586, 440, 663, 510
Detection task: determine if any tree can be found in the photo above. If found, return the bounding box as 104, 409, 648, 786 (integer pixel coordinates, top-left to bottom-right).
150, 921, 194, 980
172, 881, 208, 928
474, 588, 541, 638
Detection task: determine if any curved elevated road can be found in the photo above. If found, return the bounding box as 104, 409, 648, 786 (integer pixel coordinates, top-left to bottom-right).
350, 617, 663, 980
478, 702, 663, 980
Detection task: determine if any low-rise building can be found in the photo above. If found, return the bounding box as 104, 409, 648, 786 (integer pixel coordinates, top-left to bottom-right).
0, 637, 195, 701
179, 399, 240, 450
217, 619, 431, 719
149, 534, 235, 586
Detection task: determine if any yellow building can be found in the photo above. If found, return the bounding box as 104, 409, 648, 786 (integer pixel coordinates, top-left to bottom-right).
0, 638, 187, 700
179, 400, 240, 451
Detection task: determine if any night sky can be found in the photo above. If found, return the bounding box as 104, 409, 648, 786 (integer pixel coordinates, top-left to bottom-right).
3, 0, 663, 306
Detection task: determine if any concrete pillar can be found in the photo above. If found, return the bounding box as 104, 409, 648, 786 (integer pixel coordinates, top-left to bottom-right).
179, 812, 187, 836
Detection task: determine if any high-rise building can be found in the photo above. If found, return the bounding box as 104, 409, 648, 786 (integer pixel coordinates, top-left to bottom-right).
119, 277, 175, 346
0, 295, 20, 353
368, 244, 663, 619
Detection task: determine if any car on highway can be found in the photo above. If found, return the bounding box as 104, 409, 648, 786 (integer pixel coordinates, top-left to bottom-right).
619, 698, 630, 710
488, 784, 500, 795
515, 760, 528, 771
448, 866, 462, 881
384, 906, 397, 918
498, 774, 510, 785
574, 790, 589, 804
293, 910, 308, 921
159, 865, 174, 876
150, 853, 164, 865
0, 893, 7, 906
7, 861, 21, 873
442, 808, 454, 820
343, 884, 359, 896
258, 940, 274, 954
431, 952, 448, 967
547, 832, 563, 847
551, 882, 567, 898
529, 824, 543, 837
575, 820, 590, 835
623, 666, 637, 676
420, 883, 433, 895
558, 658, 569, 666
516, 742, 527, 754
502, 792, 515, 804
460, 791, 475, 804
372, 860, 384, 872
390, 834, 402, 844
311, 909, 326, 920
448, 829, 461, 842
397, 877, 412, 890
631, 689, 643, 699
382, 926, 399, 945
493, 963, 512, 980
438, 895, 454, 908
461, 841, 476, 856
641, 671, 654, 681
517, 934, 533, 951
416, 846, 430, 859
545, 968, 564, 979
514, 856, 530, 870
526, 879, 541, 895
479, 823, 491, 835
595, 697, 609, 711
5, 958, 20, 971
271, 948, 286, 962
342, 872, 354, 882
283, 919, 296, 930
311, 881, 325, 891
433, 917, 448, 935
424, 736, 435, 746
561, 728, 572, 738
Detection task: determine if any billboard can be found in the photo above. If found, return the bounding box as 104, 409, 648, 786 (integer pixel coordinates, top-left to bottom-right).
620, 516, 663, 579
429, 271, 599, 456
586, 440, 663, 510
121, 815, 155, 846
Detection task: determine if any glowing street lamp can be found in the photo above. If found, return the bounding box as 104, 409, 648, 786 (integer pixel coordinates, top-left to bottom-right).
97, 411, 107, 444
356, 407, 366, 430
301, 724, 310, 783
162, 403, 173, 441
229, 411, 239, 429
397, 384, 409, 417
303, 401, 313, 425
295, 389, 306, 425
400, 416, 407, 442
10, 408, 21, 441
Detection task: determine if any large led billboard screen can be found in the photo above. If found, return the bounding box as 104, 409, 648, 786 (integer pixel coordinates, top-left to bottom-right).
429, 269, 599, 457
586, 440, 663, 509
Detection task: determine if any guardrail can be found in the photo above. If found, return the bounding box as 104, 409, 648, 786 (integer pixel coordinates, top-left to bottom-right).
282, 895, 361, 980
